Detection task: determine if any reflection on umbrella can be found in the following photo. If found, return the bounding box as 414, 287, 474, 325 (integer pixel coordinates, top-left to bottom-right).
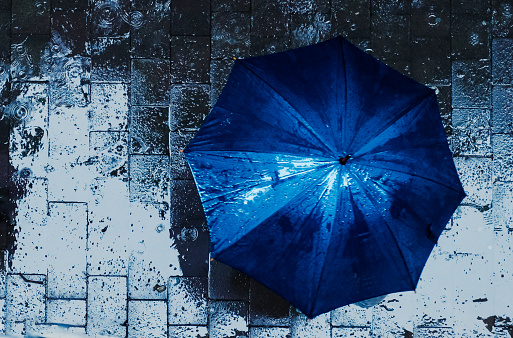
184, 36, 465, 318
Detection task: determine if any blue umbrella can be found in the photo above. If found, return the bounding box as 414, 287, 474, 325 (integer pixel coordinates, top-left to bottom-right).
184, 36, 465, 318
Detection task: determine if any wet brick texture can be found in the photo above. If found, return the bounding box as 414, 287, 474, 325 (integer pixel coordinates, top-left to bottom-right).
0, 0, 511, 337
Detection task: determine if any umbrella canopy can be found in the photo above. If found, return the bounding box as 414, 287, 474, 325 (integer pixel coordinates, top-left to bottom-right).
184, 36, 465, 318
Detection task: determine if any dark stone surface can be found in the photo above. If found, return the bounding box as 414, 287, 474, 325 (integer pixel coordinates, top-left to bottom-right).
410, 0, 451, 38
170, 36, 210, 83
252, 0, 290, 37
91, 35, 130, 82
451, 13, 490, 60
211, 11, 251, 59
331, 0, 370, 39
169, 131, 194, 180
212, 0, 250, 12
129, 106, 169, 155
171, 0, 210, 36
51, 10, 90, 57
90, 0, 130, 37
11, 34, 51, 82
492, 38, 513, 85
170, 84, 210, 131
493, 0, 513, 38
249, 279, 291, 326
131, 58, 170, 105
0, 10, 9, 62
452, 60, 491, 108
12, 0, 51, 34
53, 0, 89, 9
411, 37, 451, 85
371, 14, 410, 62
209, 260, 250, 301
130, 8, 170, 58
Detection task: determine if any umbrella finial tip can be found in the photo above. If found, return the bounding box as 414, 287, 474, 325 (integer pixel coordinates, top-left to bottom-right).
339, 155, 351, 165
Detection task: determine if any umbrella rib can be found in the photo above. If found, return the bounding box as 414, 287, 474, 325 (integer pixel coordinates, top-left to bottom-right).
264, 167, 339, 278
346, 170, 416, 290
238, 62, 338, 158
188, 149, 336, 163
350, 162, 463, 194
338, 36, 348, 154
346, 90, 434, 155
309, 168, 344, 316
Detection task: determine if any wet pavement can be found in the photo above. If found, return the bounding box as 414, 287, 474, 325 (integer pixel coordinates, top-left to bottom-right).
0, 0, 511, 337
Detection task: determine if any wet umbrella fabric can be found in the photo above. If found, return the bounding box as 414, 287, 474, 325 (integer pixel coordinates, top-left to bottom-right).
184, 36, 465, 318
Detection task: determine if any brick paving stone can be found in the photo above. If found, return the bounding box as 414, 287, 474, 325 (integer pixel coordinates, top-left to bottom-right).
131, 8, 170, 58
8, 82, 49, 178
494, 228, 513, 318
89, 131, 128, 178
410, 0, 450, 38
371, 293, 416, 337
49, 56, 91, 108
493, 182, 513, 231
128, 300, 167, 338
410, 37, 451, 85
0, 10, 10, 62
12, 0, 50, 35
46, 202, 87, 299
493, 85, 513, 133
414, 234, 455, 328
493, 0, 513, 38
48, 105, 89, 161
5, 274, 46, 324
169, 84, 210, 132
331, 0, 371, 39
170, 36, 210, 84
9, 179, 48, 274
454, 157, 492, 207
492, 133, 513, 182
212, 0, 250, 12
290, 310, 330, 338
32, 325, 87, 336
169, 131, 194, 180
432, 86, 452, 136
252, 0, 290, 37
87, 276, 127, 337
211, 11, 251, 59
11, 34, 51, 82
210, 58, 235, 105
371, 0, 410, 15
249, 36, 291, 58
46, 299, 86, 326
370, 14, 410, 62
249, 327, 291, 338
170, 0, 210, 36
452, 60, 491, 108
332, 327, 370, 338
90, 0, 130, 37
290, 6, 331, 48
53, 0, 89, 9
91, 36, 130, 82
492, 38, 513, 84
127, 202, 181, 298
167, 277, 208, 325
209, 260, 249, 301
88, 178, 130, 276
90, 83, 129, 131
451, 13, 491, 60
331, 304, 372, 327
209, 301, 249, 338
168, 325, 208, 338
452, 0, 491, 14
129, 155, 170, 203
413, 327, 455, 337
249, 279, 290, 327
451, 108, 491, 157
51, 9, 90, 57
131, 58, 170, 105
130, 106, 169, 155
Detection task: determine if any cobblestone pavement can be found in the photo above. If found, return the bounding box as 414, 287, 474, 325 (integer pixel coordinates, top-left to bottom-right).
0, 0, 511, 337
